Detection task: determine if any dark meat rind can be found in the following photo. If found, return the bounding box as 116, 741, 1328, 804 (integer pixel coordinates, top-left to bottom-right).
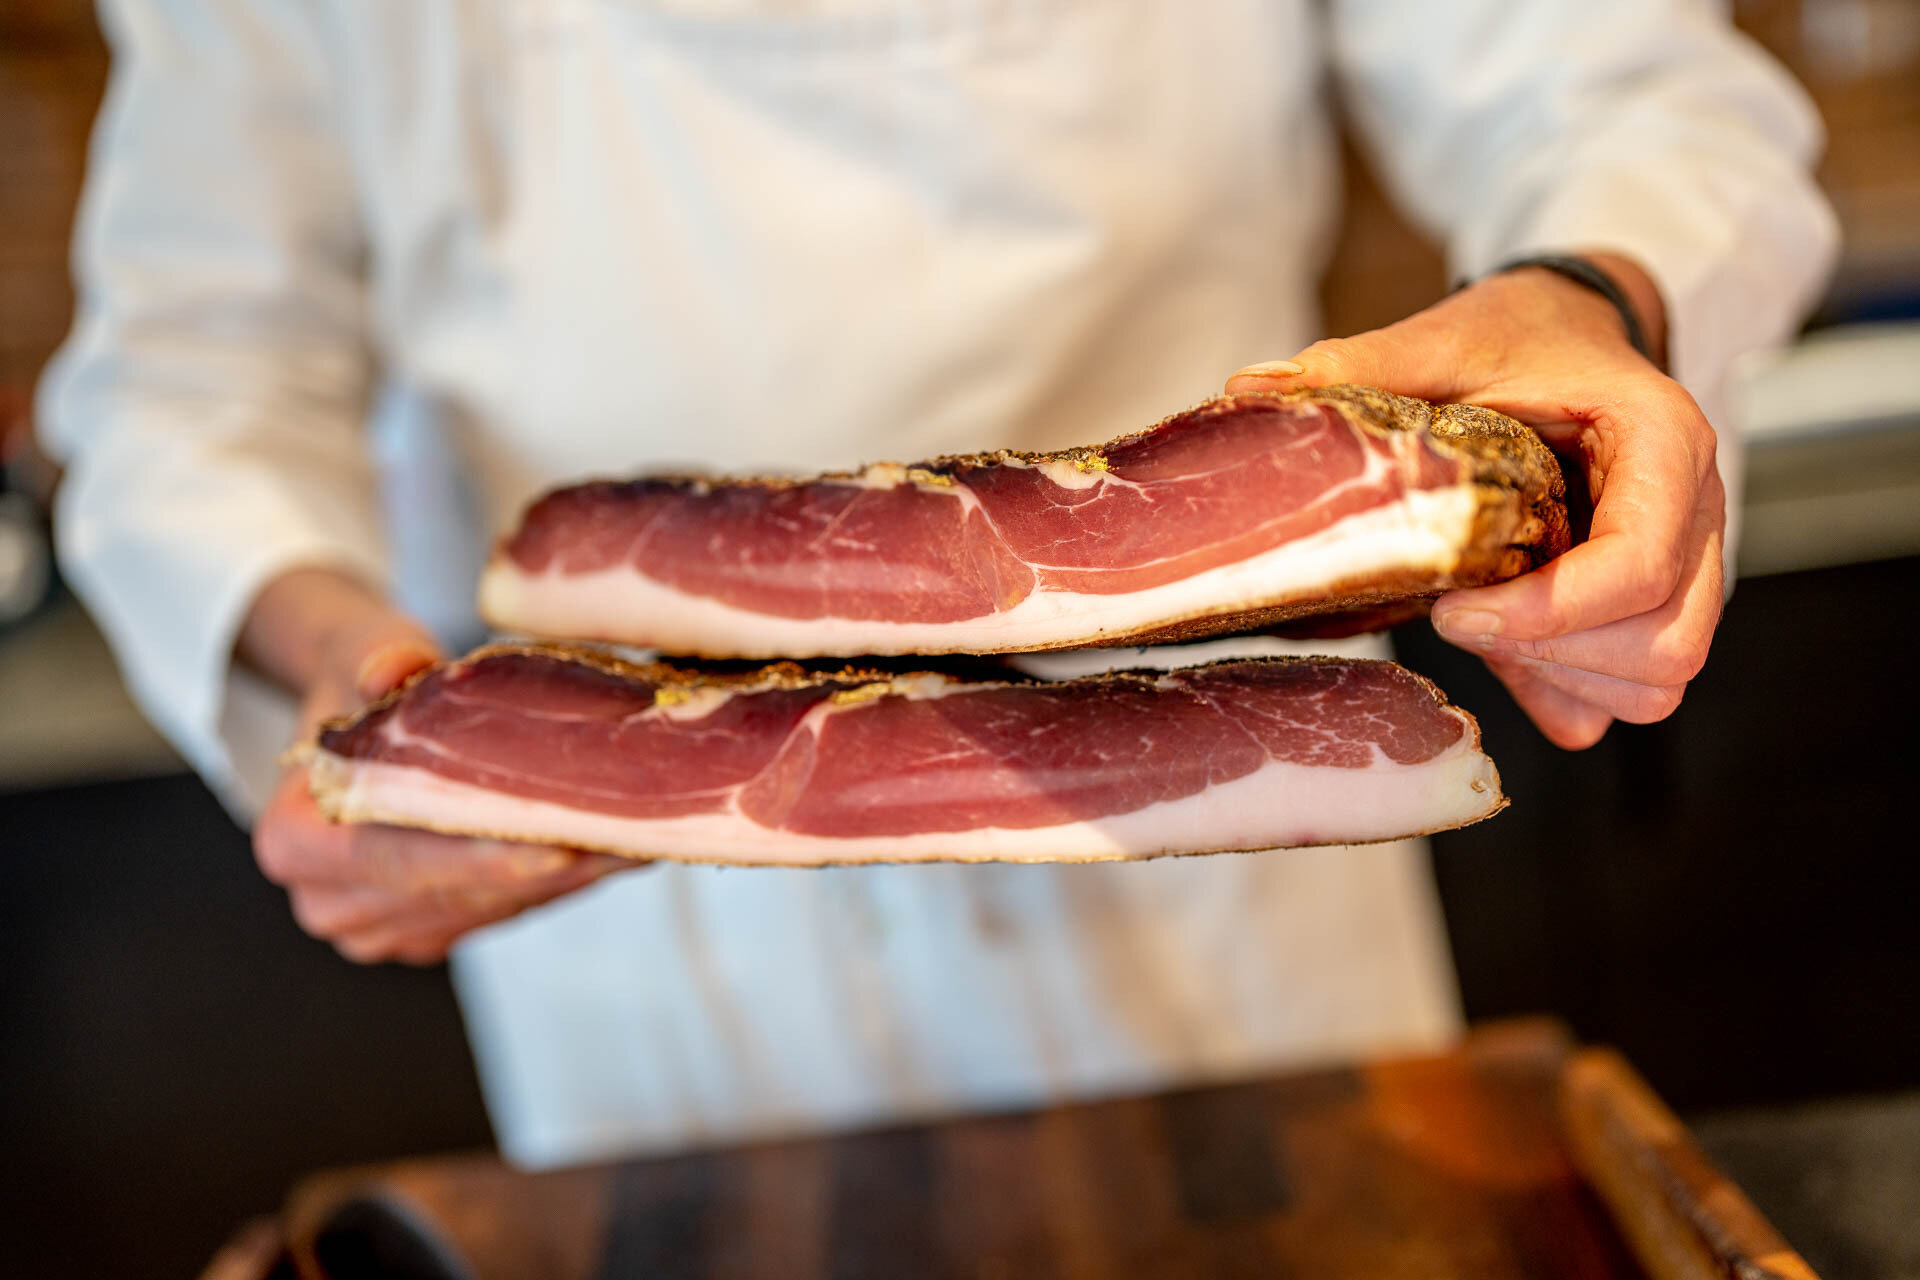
1304, 384, 1570, 576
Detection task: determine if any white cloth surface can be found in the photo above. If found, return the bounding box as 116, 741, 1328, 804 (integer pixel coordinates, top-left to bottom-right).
40, 0, 1834, 1165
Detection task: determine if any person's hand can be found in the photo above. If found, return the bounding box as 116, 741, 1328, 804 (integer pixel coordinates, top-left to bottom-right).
1226, 253, 1722, 749
245, 570, 637, 964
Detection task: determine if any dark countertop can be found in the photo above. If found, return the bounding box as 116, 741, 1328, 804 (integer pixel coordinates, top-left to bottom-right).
1695, 1090, 1920, 1280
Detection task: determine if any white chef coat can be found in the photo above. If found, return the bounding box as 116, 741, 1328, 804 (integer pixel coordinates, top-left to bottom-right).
40, 0, 1835, 1166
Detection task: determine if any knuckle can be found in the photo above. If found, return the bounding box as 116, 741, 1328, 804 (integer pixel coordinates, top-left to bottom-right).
1630, 549, 1684, 614
1692, 410, 1719, 459
253, 826, 296, 887
1688, 423, 1719, 485
392, 938, 455, 967
1645, 634, 1710, 687
1301, 338, 1356, 380
1502, 636, 1559, 665
1554, 718, 1611, 751
1653, 379, 1702, 421
1522, 608, 1573, 645
1655, 380, 1717, 477
1501, 588, 1578, 642
1620, 683, 1687, 724
287, 891, 337, 941
1700, 468, 1730, 528
334, 935, 389, 965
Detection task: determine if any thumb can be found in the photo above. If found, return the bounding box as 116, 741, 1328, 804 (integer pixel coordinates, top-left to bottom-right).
354, 637, 442, 701
1226, 325, 1465, 400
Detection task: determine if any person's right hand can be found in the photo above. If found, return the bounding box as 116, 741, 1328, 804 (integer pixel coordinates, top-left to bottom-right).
245, 571, 637, 964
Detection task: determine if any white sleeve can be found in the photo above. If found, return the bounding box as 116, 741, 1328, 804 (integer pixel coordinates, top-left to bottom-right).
1327, 0, 1840, 564
37, 0, 386, 806
1328, 0, 1838, 388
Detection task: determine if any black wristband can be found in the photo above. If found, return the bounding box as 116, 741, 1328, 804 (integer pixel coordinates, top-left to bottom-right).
1479, 254, 1662, 372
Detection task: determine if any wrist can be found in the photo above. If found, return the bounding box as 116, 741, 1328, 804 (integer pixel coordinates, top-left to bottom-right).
1573, 250, 1669, 372
1487, 251, 1669, 372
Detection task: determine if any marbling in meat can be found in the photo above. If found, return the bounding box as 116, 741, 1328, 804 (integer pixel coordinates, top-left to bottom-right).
306, 644, 1507, 866
481, 386, 1567, 657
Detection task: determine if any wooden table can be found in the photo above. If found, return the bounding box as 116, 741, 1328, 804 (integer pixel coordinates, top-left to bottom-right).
204, 1020, 1817, 1280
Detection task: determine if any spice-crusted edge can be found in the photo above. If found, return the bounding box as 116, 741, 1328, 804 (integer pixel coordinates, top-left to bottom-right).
498, 385, 1562, 499
311, 639, 1481, 739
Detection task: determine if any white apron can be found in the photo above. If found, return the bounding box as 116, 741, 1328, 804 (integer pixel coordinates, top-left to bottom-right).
409, 0, 1459, 1165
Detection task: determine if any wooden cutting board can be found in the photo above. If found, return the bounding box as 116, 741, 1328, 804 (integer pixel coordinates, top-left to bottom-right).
231, 1019, 1815, 1280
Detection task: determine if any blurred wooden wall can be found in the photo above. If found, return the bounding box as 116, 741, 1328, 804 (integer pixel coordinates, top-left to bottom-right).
0, 0, 105, 399
1738, 0, 1920, 315
1, 0, 1916, 408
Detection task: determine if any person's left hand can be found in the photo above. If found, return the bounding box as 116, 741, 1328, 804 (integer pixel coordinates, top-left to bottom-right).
1226, 253, 1723, 750
242, 569, 642, 965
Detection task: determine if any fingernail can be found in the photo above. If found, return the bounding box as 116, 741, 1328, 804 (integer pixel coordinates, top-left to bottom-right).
1235, 359, 1306, 378
353, 651, 391, 698
1434, 609, 1503, 642
509, 848, 573, 878
355, 642, 438, 700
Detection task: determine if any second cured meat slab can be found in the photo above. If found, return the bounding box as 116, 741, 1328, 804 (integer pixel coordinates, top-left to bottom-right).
307, 645, 1506, 866
481, 386, 1568, 657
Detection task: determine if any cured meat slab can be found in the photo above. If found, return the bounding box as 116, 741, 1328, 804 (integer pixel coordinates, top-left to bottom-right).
481, 386, 1567, 658
306, 645, 1505, 866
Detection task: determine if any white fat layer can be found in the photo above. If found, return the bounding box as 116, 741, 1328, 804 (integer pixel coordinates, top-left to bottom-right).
481, 486, 1481, 658
649, 686, 738, 720
843, 462, 957, 492
879, 672, 957, 700
850, 462, 911, 489
650, 672, 959, 720
1033, 457, 1107, 490
314, 734, 1499, 866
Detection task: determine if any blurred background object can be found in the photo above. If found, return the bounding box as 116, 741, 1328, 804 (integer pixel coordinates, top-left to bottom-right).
2, 385, 56, 626
2, 1, 1918, 1277
1, 1, 180, 789
1321, 0, 1920, 577
0, 1, 88, 636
